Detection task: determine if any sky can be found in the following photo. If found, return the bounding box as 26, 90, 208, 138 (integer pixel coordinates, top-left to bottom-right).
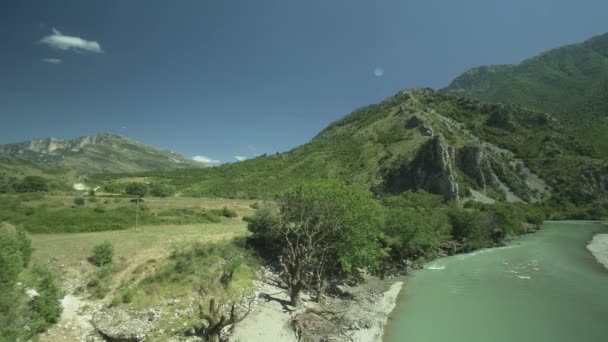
1, 0, 607, 164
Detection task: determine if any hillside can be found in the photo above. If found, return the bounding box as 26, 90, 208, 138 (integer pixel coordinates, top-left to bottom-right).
0, 156, 79, 192
442, 32, 608, 156
94, 88, 606, 216
0, 133, 205, 174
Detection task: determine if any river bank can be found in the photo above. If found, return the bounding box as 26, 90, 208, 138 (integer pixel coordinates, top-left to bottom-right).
230, 267, 404, 342
587, 231, 608, 270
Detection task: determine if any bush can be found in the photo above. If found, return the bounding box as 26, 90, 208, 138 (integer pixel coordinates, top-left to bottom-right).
243, 208, 281, 256
29, 264, 63, 332
89, 241, 114, 267
220, 206, 238, 218
15, 227, 32, 268
448, 208, 488, 250
149, 183, 175, 197
15, 176, 48, 193
125, 183, 147, 197
384, 207, 450, 259
73, 197, 85, 206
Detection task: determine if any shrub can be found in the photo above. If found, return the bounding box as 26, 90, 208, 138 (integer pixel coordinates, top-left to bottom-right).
15, 227, 32, 268
89, 241, 114, 267
73, 197, 85, 206
384, 207, 450, 259
220, 206, 238, 218
29, 264, 63, 332
448, 208, 493, 251
244, 207, 280, 255
125, 183, 147, 197
15, 176, 48, 193
149, 183, 175, 197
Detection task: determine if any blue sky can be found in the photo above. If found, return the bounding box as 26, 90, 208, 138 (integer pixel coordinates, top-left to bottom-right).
1, 0, 607, 164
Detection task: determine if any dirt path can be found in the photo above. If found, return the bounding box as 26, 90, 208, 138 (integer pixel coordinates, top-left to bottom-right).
230, 281, 297, 342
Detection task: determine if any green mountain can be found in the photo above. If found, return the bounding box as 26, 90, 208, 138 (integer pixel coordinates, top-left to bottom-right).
0, 133, 204, 174
443, 32, 608, 156
96, 88, 606, 217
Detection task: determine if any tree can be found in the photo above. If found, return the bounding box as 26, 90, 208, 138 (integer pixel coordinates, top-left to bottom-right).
15, 176, 48, 193
276, 180, 385, 306
384, 207, 450, 260
198, 297, 250, 342
245, 207, 280, 256
448, 208, 487, 250
125, 182, 147, 197
149, 182, 175, 197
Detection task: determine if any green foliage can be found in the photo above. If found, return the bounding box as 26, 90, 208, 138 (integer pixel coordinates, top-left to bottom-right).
0, 227, 62, 339
218, 206, 238, 218
103, 182, 121, 193
132, 240, 259, 309
244, 207, 280, 255
15, 176, 48, 193
89, 241, 114, 267
448, 208, 487, 251
382, 192, 451, 259
149, 182, 175, 197
73, 197, 85, 206
29, 264, 63, 333
125, 182, 148, 197
279, 180, 386, 278
155, 208, 222, 224
15, 227, 32, 268
443, 33, 608, 156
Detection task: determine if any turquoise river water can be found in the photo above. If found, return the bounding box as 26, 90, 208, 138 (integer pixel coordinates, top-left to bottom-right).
385, 221, 608, 342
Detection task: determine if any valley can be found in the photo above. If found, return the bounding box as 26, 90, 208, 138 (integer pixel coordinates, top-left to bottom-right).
1, 7, 608, 341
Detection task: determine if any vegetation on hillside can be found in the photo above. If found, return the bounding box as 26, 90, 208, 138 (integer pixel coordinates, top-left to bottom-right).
0, 194, 238, 233
245, 181, 546, 306
443, 32, 608, 157
0, 225, 63, 340
90, 87, 606, 219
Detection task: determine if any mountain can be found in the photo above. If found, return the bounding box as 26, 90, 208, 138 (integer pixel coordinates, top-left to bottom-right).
96, 88, 606, 217
442, 32, 608, 156
0, 133, 204, 174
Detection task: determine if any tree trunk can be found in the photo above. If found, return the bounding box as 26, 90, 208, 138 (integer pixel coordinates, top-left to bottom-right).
208, 334, 220, 342
290, 291, 300, 307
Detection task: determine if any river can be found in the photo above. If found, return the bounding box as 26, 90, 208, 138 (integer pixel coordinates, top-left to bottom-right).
385, 221, 608, 342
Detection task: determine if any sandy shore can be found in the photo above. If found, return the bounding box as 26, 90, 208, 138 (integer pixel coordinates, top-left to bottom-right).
230, 269, 405, 342
587, 233, 608, 270
349, 281, 404, 342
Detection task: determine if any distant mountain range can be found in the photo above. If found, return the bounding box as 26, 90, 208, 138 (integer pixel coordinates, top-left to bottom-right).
443, 32, 608, 157
0, 133, 204, 174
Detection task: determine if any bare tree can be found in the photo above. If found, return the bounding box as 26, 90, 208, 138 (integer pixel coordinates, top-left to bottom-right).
198, 297, 251, 342
278, 201, 338, 306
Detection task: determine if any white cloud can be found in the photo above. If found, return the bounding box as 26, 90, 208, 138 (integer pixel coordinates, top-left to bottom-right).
374, 66, 384, 77
235, 156, 247, 161
42, 58, 62, 64
40, 28, 103, 53
193, 155, 221, 164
